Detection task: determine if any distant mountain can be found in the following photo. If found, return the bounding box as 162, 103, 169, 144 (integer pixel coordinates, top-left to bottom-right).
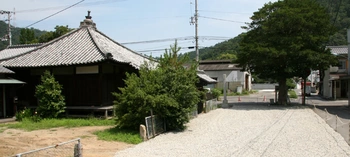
0, 21, 46, 50
186, 34, 244, 61
186, 0, 350, 61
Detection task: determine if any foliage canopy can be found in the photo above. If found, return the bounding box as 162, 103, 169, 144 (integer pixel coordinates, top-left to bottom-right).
237, 0, 338, 105
113, 41, 200, 131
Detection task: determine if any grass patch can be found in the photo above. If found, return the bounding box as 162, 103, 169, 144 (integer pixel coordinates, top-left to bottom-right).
3, 118, 115, 131
94, 127, 142, 144
288, 90, 298, 99
0, 127, 6, 133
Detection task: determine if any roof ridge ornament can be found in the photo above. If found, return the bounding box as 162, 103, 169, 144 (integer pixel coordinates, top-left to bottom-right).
80, 10, 96, 28
86, 10, 92, 19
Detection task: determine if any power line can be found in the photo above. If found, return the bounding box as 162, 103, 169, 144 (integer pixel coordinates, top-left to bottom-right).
117, 15, 187, 21
121, 36, 194, 45
199, 15, 246, 23
16, 0, 126, 13
25, 0, 85, 28
198, 10, 251, 15
120, 36, 231, 45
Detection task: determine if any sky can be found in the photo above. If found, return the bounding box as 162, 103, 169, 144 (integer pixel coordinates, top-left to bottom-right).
1, 0, 277, 57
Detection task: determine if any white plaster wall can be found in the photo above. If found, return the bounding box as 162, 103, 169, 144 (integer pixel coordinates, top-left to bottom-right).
322, 69, 331, 98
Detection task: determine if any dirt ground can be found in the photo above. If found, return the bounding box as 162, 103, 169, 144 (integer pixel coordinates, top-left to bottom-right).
0, 125, 133, 157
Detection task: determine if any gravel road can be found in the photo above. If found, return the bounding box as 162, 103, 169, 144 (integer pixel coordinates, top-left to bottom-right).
115, 104, 350, 157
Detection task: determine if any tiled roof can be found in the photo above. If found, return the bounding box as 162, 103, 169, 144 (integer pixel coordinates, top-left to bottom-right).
0, 66, 14, 74
0, 43, 43, 61
327, 46, 348, 55
197, 70, 216, 83
199, 63, 241, 71
1, 25, 151, 69
199, 60, 232, 64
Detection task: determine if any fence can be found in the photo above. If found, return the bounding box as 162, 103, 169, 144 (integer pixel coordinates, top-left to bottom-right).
14, 138, 82, 157
188, 105, 198, 119
204, 99, 218, 113
313, 107, 350, 144
145, 115, 166, 139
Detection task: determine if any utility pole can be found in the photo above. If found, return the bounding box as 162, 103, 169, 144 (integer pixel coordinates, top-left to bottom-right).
347, 29, 350, 107
0, 10, 15, 46
195, 0, 198, 63
190, 0, 199, 64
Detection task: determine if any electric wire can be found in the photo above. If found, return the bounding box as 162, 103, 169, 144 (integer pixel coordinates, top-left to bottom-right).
199, 15, 246, 23
198, 10, 251, 15
25, 0, 85, 28
120, 36, 230, 45
16, 0, 126, 13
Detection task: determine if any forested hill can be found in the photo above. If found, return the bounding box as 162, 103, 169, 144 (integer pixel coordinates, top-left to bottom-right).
186, 0, 350, 60
186, 33, 244, 61
0, 21, 46, 50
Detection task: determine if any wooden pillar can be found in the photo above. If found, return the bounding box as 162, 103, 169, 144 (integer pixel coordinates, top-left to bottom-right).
98, 65, 102, 106
3, 85, 6, 118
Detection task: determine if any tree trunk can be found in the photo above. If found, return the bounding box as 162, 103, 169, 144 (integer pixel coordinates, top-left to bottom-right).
278, 78, 288, 105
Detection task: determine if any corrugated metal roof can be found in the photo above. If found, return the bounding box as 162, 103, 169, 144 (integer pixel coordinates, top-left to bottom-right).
199, 63, 241, 71
0, 78, 25, 84
197, 72, 217, 83
327, 46, 348, 55
199, 60, 232, 64
0, 43, 43, 61
1, 23, 152, 69
0, 66, 14, 74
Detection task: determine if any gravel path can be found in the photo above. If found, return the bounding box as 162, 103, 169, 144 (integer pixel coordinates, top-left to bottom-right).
115, 105, 350, 157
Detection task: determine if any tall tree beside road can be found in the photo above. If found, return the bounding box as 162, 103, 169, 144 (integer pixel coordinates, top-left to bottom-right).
237, 0, 338, 105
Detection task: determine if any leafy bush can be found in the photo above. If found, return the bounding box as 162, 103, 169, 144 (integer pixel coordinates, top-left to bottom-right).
113, 41, 200, 131
287, 78, 296, 90
15, 108, 33, 121
211, 88, 221, 100
288, 90, 298, 99
15, 108, 41, 122
35, 71, 66, 118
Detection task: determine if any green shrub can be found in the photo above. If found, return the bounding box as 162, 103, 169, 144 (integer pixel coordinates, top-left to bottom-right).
15, 108, 33, 121
15, 108, 42, 122
288, 90, 298, 99
35, 71, 66, 118
113, 41, 200, 131
287, 78, 296, 90
211, 88, 221, 100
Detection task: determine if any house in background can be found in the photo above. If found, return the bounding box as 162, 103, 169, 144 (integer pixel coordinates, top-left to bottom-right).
0, 11, 154, 117
199, 60, 251, 92
322, 46, 348, 99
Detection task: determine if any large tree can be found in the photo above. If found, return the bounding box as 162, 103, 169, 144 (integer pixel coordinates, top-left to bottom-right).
237, 0, 338, 105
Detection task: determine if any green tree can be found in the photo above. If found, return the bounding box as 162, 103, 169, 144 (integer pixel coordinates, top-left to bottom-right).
35, 71, 66, 118
19, 28, 38, 44
113, 41, 200, 130
38, 25, 72, 43
237, 0, 338, 105
216, 53, 237, 60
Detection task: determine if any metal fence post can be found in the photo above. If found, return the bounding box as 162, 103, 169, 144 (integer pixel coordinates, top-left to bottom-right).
74, 139, 82, 157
